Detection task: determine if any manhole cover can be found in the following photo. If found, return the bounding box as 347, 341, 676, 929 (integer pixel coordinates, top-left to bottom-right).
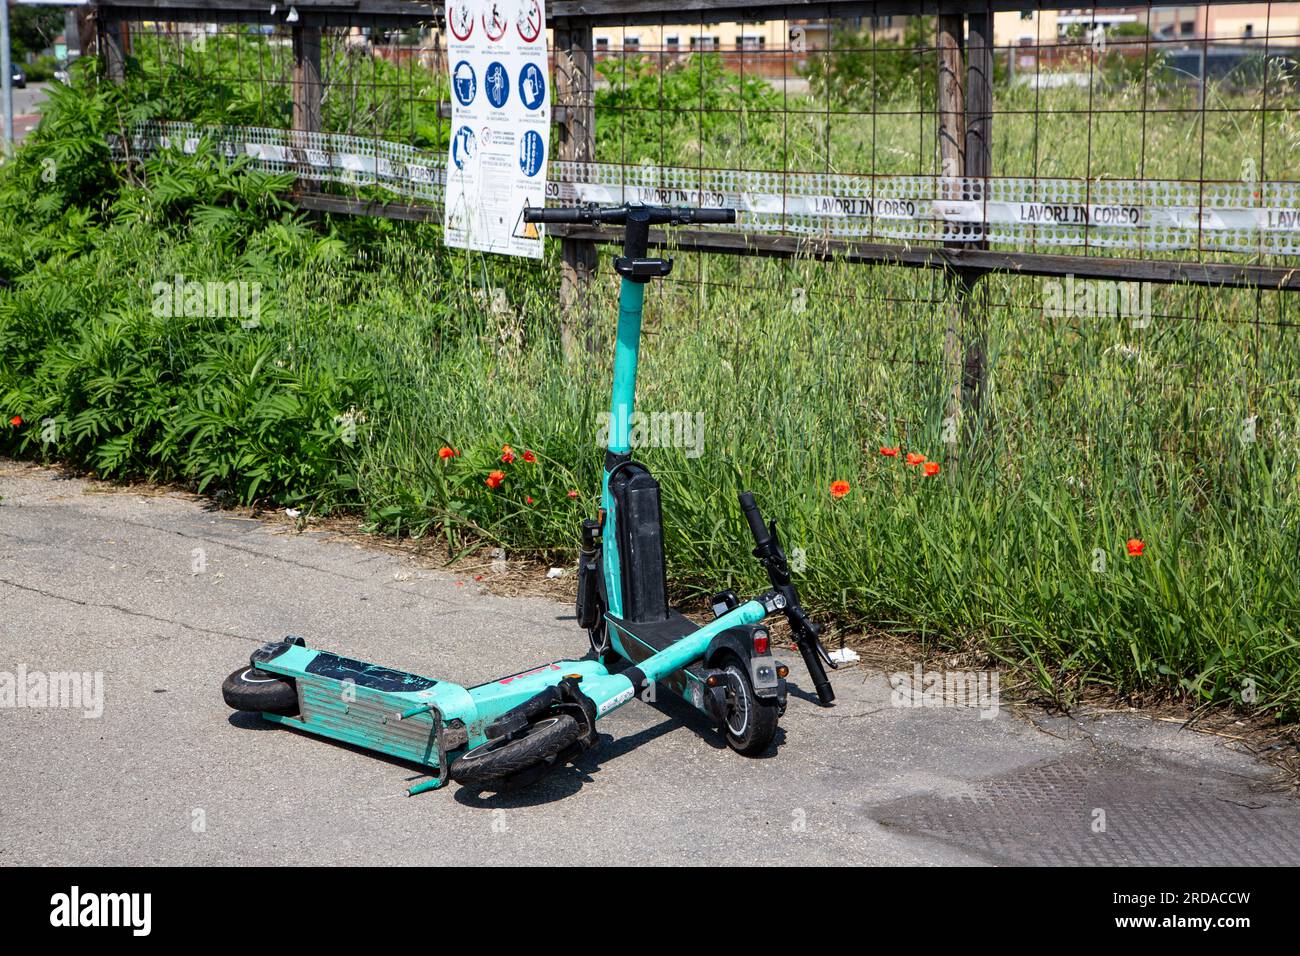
870, 751, 1300, 866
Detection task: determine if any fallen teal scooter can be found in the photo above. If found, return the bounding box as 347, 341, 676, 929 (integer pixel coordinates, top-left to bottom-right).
222, 204, 836, 794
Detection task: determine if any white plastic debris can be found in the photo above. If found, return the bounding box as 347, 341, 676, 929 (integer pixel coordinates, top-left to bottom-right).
285, 508, 301, 518
546, 567, 565, 579
828, 648, 860, 665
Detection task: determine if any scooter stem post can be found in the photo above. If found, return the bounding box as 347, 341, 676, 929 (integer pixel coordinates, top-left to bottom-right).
608, 277, 644, 455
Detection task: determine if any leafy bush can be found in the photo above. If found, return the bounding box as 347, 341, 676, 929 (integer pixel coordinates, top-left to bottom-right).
0, 67, 376, 506
801, 17, 938, 109
595, 53, 785, 166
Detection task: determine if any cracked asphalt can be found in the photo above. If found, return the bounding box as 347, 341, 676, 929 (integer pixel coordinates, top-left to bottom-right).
2, 458, 1297, 866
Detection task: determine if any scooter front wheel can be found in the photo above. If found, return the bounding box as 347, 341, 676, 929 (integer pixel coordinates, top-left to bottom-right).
222, 667, 298, 716
449, 715, 580, 790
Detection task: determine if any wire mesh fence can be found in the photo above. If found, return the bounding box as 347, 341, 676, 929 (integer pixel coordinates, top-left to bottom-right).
103, 3, 1300, 263
95, 0, 1300, 494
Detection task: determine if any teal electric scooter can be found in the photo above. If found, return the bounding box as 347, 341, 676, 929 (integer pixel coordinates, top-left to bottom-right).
222, 203, 836, 794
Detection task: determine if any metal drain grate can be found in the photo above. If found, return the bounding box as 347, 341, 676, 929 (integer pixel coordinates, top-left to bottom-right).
869, 751, 1300, 866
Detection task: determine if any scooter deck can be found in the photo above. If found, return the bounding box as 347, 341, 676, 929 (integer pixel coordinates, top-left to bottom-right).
248, 641, 617, 793
255, 644, 464, 776
607, 610, 711, 709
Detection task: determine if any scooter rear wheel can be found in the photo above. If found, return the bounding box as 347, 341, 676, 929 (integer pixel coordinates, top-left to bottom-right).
450, 715, 581, 790
222, 667, 298, 715
720, 657, 779, 756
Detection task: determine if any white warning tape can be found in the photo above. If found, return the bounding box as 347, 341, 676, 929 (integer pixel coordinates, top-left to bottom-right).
109, 122, 1300, 256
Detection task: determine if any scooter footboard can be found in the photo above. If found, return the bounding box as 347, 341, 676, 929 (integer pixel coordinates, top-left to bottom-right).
253, 642, 475, 772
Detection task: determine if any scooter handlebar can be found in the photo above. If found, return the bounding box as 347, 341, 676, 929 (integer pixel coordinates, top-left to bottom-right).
738, 491, 772, 548
682, 207, 737, 224
522, 206, 588, 224
740, 490, 837, 706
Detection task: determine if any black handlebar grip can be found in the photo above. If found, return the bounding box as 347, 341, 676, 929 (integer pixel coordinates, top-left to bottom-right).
689, 208, 737, 224
738, 491, 771, 547
523, 207, 586, 224
796, 639, 836, 706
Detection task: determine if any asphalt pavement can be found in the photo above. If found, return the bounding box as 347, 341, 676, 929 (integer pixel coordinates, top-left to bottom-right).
2, 458, 1297, 866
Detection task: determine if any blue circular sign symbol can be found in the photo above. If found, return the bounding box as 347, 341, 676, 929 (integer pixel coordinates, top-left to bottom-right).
519, 62, 546, 111
451, 125, 476, 170
519, 129, 545, 177
485, 61, 509, 109
452, 60, 477, 106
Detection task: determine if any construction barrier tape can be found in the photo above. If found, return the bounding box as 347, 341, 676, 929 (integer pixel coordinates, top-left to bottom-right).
109, 122, 1300, 256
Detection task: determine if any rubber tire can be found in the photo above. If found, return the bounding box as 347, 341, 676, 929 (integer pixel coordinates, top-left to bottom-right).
719, 656, 779, 756
450, 715, 581, 790
222, 667, 298, 716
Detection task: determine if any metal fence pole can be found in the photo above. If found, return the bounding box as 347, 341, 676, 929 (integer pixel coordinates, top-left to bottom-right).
962, 7, 993, 429
936, 13, 967, 467
965, 9, 993, 187
1, 0, 14, 151
554, 21, 597, 358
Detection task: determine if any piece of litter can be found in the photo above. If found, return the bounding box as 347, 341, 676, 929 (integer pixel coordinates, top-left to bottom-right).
828, 648, 860, 664
285, 508, 301, 518
546, 567, 565, 579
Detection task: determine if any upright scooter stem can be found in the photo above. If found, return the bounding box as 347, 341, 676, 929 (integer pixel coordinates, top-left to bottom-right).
524, 202, 836, 707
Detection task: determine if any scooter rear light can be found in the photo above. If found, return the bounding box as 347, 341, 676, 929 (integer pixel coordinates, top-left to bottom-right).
752, 628, 769, 655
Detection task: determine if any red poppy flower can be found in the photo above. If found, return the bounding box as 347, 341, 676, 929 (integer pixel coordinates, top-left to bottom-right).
567, 489, 579, 498
500, 445, 517, 464
880, 446, 899, 457
485, 470, 506, 489
525, 496, 534, 505
522, 450, 537, 463
830, 479, 851, 499
923, 462, 941, 477
438, 446, 456, 460
1126, 538, 1145, 557
8, 416, 21, 427
905, 452, 926, 466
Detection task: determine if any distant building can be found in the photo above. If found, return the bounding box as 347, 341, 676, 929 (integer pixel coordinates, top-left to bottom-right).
587, 6, 1300, 58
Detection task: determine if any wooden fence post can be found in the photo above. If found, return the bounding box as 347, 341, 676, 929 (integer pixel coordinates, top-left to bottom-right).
292, 24, 323, 133
75, 6, 98, 59
99, 12, 127, 84
553, 22, 598, 359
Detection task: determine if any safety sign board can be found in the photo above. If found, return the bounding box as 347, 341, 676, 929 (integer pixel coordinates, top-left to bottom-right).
442, 0, 550, 258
